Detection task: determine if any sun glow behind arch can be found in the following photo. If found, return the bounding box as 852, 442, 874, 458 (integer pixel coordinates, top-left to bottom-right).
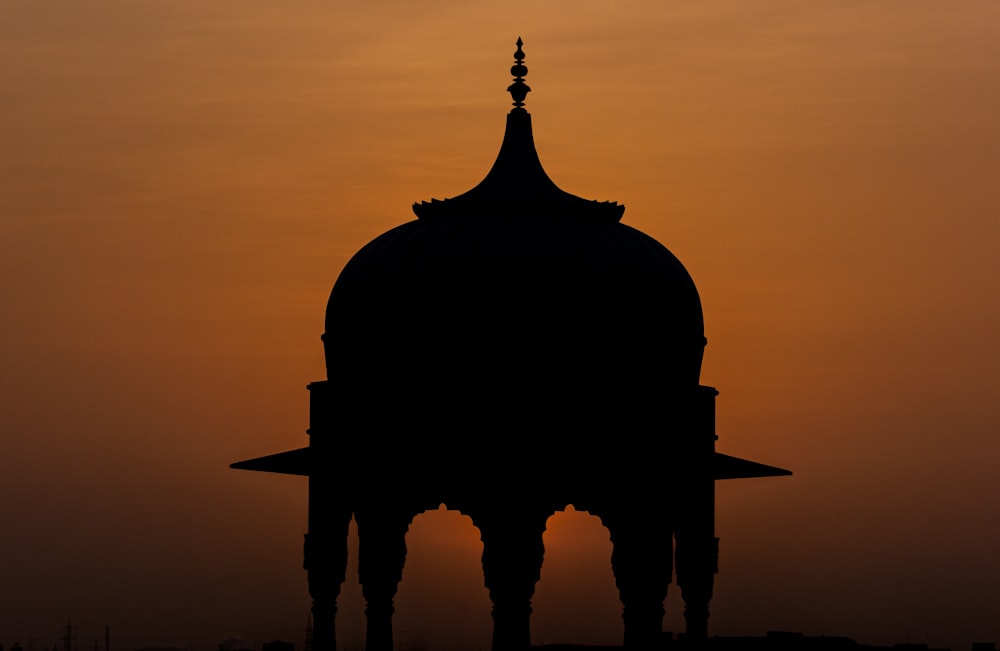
532, 505, 623, 646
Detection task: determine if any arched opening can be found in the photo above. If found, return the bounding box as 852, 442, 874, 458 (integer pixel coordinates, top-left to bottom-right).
531, 505, 623, 646
394, 504, 492, 651
335, 516, 366, 651
664, 562, 686, 639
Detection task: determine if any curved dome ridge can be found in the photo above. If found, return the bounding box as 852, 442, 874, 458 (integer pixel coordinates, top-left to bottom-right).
325, 38, 706, 390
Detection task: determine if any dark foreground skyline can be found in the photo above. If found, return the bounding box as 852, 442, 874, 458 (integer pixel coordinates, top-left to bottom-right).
0, 626, 986, 651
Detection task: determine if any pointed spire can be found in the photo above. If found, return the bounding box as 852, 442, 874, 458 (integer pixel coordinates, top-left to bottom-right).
412, 38, 624, 221
507, 37, 531, 111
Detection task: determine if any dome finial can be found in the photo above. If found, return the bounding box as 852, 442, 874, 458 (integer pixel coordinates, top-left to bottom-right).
413, 36, 625, 221
507, 37, 530, 111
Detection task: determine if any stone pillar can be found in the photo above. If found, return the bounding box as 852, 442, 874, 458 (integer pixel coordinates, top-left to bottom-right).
355, 507, 414, 651
476, 510, 548, 651
605, 513, 673, 650
675, 385, 719, 639
304, 379, 352, 651
304, 497, 351, 651
675, 527, 717, 638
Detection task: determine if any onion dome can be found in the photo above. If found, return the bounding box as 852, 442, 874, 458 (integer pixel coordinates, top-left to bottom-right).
322, 39, 706, 455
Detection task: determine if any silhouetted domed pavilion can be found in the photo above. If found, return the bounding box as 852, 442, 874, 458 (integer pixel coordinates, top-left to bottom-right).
234, 39, 790, 651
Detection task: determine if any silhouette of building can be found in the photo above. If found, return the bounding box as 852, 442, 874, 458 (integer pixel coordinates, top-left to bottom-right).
533, 632, 958, 651
233, 39, 790, 651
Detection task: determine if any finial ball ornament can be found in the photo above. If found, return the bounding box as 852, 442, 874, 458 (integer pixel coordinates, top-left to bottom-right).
507, 37, 531, 109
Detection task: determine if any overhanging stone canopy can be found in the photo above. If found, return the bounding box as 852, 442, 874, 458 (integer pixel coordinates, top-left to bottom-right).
233, 38, 790, 651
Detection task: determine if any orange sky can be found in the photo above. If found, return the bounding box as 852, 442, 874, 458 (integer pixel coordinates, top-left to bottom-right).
2, 2, 1000, 650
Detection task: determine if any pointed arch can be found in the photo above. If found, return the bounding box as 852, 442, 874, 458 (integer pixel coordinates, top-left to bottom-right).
394, 505, 492, 651
335, 516, 365, 651
531, 505, 623, 646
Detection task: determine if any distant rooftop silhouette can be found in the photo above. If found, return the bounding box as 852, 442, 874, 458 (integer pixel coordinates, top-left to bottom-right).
233, 38, 790, 651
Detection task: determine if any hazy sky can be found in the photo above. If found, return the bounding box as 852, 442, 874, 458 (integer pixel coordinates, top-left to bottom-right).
2, 2, 999, 650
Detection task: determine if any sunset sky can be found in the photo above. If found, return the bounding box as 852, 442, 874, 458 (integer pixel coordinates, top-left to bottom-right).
2, 2, 1000, 650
